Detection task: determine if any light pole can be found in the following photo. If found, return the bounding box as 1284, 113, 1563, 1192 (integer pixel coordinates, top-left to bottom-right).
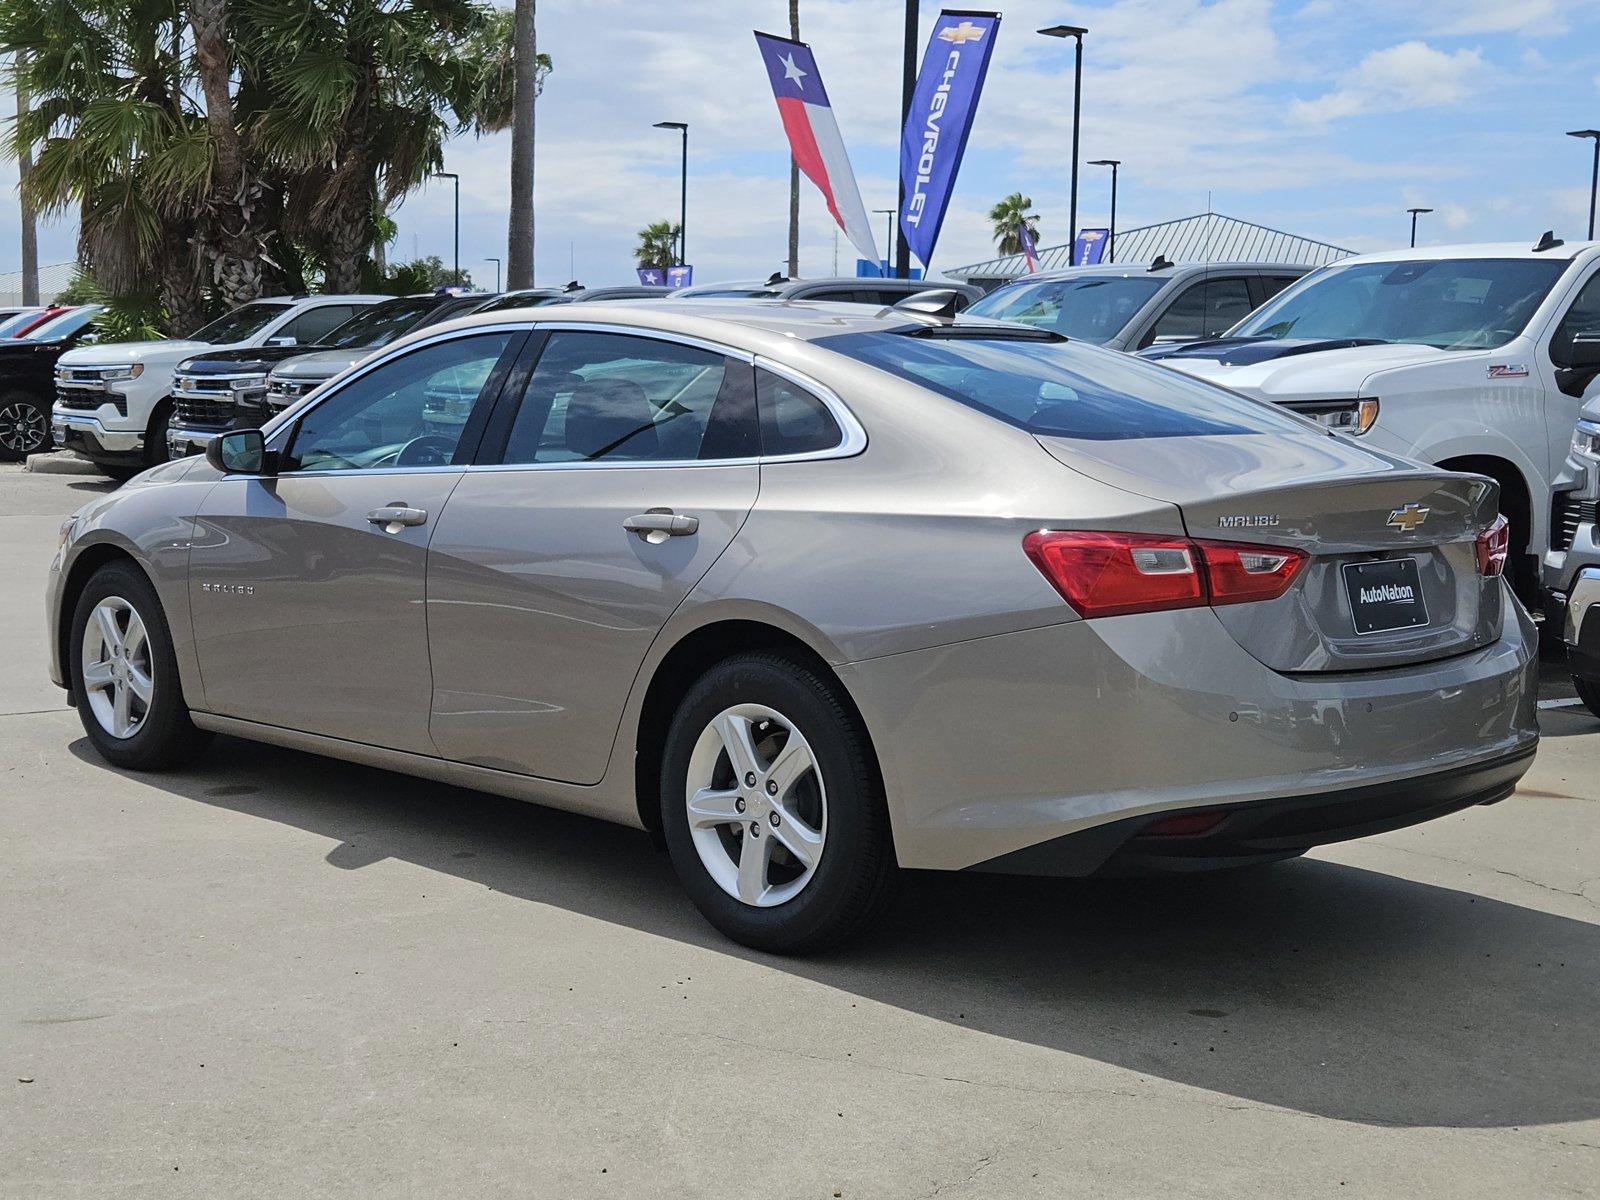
873, 208, 896, 276
1039, 25, 1088, 263
1569, 130, 1600, 240
432, 171, 460, 285
1089, 159, 1119, 262
486, 256, 502, 292
654, 121, 689, 265
1407, 206, 1433, 248
896, 0, 919, 279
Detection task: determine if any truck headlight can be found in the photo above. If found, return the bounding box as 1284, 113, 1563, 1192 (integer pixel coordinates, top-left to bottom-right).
1573, 420, 1600, 459
1284, 397, 1379, 435
98, 365, 144, 382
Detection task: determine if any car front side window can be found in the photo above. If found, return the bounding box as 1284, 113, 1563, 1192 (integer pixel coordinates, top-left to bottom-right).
1551, 270, 1600, 369
284, 332, 516, 473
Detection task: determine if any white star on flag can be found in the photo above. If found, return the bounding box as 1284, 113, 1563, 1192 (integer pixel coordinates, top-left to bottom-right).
780, 52, 807, 89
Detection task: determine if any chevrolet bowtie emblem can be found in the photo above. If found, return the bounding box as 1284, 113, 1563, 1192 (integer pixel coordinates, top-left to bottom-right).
938, 20, 987, 43
1387, 503, 1430, 532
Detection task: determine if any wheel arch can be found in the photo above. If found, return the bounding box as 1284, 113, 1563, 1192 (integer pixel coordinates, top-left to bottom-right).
1437, 453, 1537, 599
630, 617, 885, 841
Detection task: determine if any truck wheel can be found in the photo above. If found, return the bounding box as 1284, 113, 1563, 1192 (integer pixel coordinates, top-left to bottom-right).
144, 403, 172, 467
0, 391, 49, 461
1575, 677, 1600, 721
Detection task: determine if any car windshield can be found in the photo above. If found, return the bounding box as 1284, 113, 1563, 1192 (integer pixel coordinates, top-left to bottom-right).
1230, 258, 1568, 350
472, 292, 560, 312
190, 301, 291, 344
818, 330, 1312, 441
0, 310, 44, 338
317, 297, 439, 349
966, 275, 1167, 343
29, 306, 101, 342
680, 288, 777, 299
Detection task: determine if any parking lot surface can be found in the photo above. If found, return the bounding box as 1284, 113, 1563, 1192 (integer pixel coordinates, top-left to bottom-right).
3, 460, 1598, 1198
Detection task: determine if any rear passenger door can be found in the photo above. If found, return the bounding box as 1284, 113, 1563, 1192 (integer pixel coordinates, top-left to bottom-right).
424, 328, 761, 784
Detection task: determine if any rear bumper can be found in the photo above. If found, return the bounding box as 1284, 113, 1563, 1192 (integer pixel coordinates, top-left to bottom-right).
839, 596, 1539, 872
972, 746, 1534, 876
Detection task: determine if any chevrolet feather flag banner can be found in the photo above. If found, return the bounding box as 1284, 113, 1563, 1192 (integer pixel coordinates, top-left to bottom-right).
755, 32, 879, 264
900, 11, 1001, 268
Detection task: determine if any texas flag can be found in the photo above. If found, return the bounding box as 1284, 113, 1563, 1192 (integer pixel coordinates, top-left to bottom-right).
1018, 220, 1040, 274
755, 32, 879, 265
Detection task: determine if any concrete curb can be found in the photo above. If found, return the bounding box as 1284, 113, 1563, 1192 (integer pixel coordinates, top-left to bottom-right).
25, 452, 104, 477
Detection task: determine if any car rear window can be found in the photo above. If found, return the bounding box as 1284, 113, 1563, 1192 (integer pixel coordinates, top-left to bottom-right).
817, 330, 1314, 441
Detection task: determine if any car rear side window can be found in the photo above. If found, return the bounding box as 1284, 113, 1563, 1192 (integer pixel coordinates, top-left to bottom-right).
500, 331, 756, 464
756, 368, 843, 455
818, 331, 1313, 441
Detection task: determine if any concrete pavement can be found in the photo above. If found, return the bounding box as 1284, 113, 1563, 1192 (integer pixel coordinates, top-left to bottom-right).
3, 461, 1597, 1198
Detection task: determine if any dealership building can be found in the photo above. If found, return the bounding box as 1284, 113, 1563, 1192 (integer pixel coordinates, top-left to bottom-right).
947, 211, 1355, 290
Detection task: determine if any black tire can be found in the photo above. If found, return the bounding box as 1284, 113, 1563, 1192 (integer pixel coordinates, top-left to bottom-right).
0, 390, 49, 461
144, 402, 172, 468
1575, 676, 1600, 721
660, 652, 897, 954
68, 560, 211, 770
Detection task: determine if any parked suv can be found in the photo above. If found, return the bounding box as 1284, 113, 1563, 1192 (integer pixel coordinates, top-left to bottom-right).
674, 275, 985, 308
1544, 384, 1600, 715
0, 306, 102, 460
167, 292, 503, 455
1142, 239, 1600, 598
53, 293, 385, 478
965, 261, 1311, 350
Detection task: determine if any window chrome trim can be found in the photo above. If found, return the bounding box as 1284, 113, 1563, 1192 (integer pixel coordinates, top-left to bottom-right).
250, 317, 869, 476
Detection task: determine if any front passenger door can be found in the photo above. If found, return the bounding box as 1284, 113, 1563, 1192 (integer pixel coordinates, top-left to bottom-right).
188, 329, 522, 751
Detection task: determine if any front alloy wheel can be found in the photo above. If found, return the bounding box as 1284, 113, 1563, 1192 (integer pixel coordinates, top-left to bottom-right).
80, 596, 154, 739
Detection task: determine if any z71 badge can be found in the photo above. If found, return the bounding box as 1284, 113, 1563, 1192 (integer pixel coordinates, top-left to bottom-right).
1487, 363, 1529, 378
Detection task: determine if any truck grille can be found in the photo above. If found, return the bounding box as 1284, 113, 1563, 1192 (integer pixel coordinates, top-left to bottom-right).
265, 378, 312, 412
1552, 493, 1599, 552
55, 387, 105, 411
173, 372, 266, 429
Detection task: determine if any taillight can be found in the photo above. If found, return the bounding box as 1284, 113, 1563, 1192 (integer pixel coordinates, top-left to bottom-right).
1024, 530, 1308, 618
1475, 513, 1509, 576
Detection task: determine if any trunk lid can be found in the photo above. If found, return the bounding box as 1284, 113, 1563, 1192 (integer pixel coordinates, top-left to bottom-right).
1036, 430, 1503, 672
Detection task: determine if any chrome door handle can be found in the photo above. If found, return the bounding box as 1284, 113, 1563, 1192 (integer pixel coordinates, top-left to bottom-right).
623, 510, 699, 541
367, 505, 428, 532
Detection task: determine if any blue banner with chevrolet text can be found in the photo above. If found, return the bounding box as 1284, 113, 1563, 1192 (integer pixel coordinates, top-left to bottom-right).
898, 10, 1000, 268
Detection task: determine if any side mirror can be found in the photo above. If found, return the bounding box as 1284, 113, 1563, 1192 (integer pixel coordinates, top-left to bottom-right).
1569, 332, 1600, 371
266, 335, 297, 348
206, 429, 268, 475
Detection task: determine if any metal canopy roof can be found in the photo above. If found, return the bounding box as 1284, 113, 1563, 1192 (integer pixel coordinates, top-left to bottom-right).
948, 212, 1355, 280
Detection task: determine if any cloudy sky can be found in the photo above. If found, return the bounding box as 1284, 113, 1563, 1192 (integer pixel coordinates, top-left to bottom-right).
3, 0, 1599, 288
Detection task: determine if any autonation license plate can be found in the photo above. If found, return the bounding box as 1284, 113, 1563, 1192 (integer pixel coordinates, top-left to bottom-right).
1343, 557, 1429, 635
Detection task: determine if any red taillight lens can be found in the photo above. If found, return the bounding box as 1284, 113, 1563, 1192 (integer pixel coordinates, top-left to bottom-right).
1198, 539, 1309, 606
1024, 531, 1308, 618
1023, 530, 1205, 618
1475, 513, 1509, 577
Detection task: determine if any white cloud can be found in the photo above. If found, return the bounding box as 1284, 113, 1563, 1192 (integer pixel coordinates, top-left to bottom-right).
1291, 41, 1484, 123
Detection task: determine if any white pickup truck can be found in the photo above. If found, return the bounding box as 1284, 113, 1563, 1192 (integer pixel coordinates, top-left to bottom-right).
1143, 239, 1600, 599
52, 293, 384, 479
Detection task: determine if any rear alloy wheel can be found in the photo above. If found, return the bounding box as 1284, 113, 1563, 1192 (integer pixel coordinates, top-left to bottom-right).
1575, 676, 1600, 721
69, 561, 211, 770
0, 392, 48, 461
661, 653, 896, 953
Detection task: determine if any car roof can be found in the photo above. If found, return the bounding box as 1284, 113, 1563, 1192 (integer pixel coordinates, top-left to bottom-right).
995, 261, 1313, 286
1309, 240, 1600, 266
254, 294, 391, 304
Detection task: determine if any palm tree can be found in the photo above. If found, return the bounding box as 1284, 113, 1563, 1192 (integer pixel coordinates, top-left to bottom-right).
15, 53, 38, 305
634, 220, 681, 270
988, 192, 1040, 256
506, 0, 536, 288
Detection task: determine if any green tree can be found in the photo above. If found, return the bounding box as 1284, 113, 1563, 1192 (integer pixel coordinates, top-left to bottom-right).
988, 192, 1040, 256
634, 220, 681, 270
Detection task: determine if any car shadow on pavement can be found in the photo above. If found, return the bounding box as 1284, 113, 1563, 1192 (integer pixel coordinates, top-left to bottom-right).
69, 734, 1600, 1133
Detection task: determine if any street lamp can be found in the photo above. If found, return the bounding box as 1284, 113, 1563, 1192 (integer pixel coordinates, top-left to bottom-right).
485, 256, 501, 293
1039, 25, 1088, 263
873, 208, 897, 276
654, 121, 689, 265
432, 171, 460, 284
1407, 206, 1433, 248
1089, 159, 1120, 263
1569, 130, 1600, 240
